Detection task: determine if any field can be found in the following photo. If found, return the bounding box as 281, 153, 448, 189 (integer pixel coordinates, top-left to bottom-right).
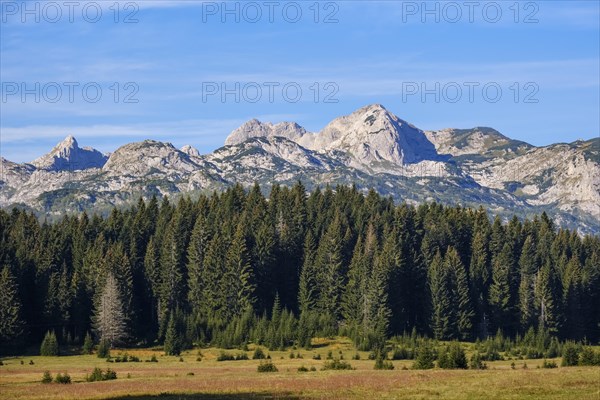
1, 339, 599, 400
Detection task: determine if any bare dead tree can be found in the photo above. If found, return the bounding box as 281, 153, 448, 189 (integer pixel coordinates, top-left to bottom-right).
94, 273, 127, 345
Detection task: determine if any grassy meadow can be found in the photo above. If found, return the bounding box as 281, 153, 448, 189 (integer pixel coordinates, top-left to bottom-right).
1, 338, 599, 400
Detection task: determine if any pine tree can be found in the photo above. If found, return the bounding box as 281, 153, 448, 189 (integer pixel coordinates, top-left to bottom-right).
0, 266, 23, 342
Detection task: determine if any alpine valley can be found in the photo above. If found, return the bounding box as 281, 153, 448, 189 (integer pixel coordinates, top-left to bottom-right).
1, 104, 598, 234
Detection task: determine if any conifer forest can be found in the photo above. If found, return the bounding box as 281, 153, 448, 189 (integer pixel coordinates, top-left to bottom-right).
1, 183, 599, 354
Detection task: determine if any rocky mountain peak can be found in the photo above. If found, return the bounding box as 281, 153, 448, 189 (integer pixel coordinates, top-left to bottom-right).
181, 144, 201, 157
225, 119, 309, 146
309, 104, 440, 165
31, 135, 107, 171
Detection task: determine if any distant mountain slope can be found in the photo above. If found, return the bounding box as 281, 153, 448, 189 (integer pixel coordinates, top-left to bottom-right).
1, 105, 598, 234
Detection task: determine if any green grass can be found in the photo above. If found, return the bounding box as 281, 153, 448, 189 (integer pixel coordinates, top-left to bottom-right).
1, 339, 598, 400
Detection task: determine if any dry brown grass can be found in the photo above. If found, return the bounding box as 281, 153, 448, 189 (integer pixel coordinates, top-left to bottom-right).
1, 345, 599, 400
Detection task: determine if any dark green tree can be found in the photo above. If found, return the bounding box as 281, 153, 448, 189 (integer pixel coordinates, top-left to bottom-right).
429, 251, 451, 339
0, 266, 23, 343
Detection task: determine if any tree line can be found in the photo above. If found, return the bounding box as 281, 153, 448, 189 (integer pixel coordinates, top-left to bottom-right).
0, 182, 598, 354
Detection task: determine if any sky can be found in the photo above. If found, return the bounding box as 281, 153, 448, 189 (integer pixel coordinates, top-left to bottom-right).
1, 0, 599, 162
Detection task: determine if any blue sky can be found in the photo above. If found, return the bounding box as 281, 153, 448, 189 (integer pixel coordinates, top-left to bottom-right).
1, 0, 599, 162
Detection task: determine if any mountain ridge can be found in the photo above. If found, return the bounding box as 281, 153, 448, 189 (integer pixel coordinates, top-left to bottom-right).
1, 104, 598, 234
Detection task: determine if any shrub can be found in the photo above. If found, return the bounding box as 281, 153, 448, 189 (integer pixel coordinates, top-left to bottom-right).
54, 372, 71, 384
541, 359, 558, 369
438, 343, 468, 369
469, 352, 487, 370
561, 343, 579, 367
374, 357, 395, 370
187, 372, 194, 376
40, 331, 59, 356
42, 370, 53, 383
257, 361, 278, 372
310, 366, 317, 372
97, 339, 110, 359
29, 360, 34, 365
322, 359, 354, 370
326, 351, 333, 360
412, 343, 435, 370
86, 367, 117, 382
236, 352, 249, 360
289, 352, 295, 359
217, 351, 236, 361
391, 346, 411, 360
297, 365, 309, 372
252, 347, 266, 360
147, 354, 158, 362
352, 353, 360, 360
312, 353, 321, 360
579, 347, 599, 366
82, 332, 94, 355
104, 368, 117, 380
179, 357, 184, 362
87, 367, 104, 382
0, 360, 4, 366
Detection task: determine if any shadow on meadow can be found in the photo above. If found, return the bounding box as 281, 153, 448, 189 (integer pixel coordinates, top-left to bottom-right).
109, 393, 302, 400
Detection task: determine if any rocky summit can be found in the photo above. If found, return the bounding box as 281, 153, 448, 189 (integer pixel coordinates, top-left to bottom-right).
1, 105, 598, 233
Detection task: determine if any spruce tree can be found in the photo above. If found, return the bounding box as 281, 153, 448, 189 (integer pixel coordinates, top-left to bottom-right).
314, 212, 345, 321
445, 247, 474, 340
412, 341, 435, 369
0, 266, 23, 342
187, 215, 210, 312
562, 257, 584, 340
367, 248, 391, 349
164, 312, 182, 356
518, 236, 537, 332
82, 332, 94, 354
40, 331, 59, 356
223, 223, 255, 318
469, 230, 490, 337
298, 231, 318, 314
489, 243, 515, 335
429, 251, 451, 340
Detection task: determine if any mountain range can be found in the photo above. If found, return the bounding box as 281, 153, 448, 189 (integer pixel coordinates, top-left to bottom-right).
1, 104, 598, 233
